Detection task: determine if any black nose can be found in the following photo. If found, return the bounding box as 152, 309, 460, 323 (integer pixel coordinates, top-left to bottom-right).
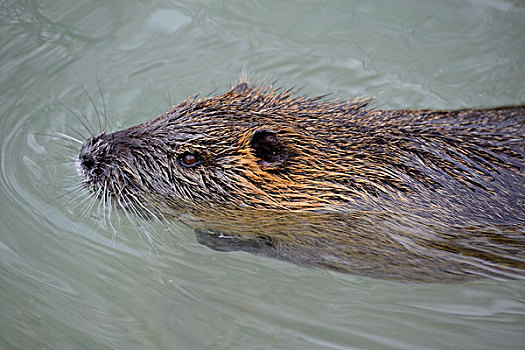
80, 153, 95, 170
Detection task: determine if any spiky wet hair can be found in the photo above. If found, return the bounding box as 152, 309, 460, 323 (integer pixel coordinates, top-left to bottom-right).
77, 82, 524, 215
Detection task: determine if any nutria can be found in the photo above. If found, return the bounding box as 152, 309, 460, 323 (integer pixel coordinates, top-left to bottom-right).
77, 81, 525, 282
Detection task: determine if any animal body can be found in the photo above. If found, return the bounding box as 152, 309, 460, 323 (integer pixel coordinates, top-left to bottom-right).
77, 82, 525, 282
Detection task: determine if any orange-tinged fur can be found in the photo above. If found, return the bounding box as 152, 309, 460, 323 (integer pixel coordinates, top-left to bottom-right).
77, 82, 525, 281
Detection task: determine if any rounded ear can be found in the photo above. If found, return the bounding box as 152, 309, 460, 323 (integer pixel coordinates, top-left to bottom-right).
250, 129, 289, 169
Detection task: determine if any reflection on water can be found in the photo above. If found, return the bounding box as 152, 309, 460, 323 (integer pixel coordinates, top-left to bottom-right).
1, 0, 524, 349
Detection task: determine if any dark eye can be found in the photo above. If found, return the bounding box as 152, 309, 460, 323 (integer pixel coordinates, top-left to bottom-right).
179, 152, 200, 168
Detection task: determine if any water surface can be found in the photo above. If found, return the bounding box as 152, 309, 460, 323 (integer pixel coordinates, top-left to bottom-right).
1, 0, 524, 349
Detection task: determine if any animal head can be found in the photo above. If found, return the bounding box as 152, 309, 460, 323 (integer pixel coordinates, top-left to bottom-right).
77, 83, 373, 212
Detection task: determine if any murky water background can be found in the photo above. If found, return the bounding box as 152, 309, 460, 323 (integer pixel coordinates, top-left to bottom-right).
1, 0, 524, 349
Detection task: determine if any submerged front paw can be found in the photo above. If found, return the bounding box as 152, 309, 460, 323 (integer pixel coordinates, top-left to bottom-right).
194, 228, 276, 255
194, 228, 238, 252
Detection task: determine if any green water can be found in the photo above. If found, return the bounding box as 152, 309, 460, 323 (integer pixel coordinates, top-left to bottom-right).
1, 0, 524, 349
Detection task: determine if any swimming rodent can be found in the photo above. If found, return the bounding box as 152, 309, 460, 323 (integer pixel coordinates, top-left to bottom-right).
77, 81, 525, 282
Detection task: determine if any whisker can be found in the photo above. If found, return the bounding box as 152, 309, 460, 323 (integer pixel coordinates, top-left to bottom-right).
73, 187, 99, 233
106, 194, 118, 244
79, 187, 102, 231
51, 97, 94, 138
96, 78, 112, 135
122, 195, 159, 248
19, 131, 82, 145
82, 86, 103, 134
56, 132, 83, 144
50, 184, 86, 205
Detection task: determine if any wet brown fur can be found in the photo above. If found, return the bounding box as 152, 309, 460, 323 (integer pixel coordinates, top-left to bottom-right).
77, 82, 525, 282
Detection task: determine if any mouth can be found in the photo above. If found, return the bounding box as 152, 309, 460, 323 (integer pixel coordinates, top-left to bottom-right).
75, 156, 90, 182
